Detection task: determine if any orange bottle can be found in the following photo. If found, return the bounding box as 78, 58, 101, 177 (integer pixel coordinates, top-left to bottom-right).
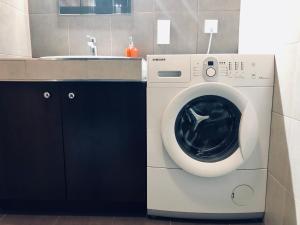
125, 36, 139, 57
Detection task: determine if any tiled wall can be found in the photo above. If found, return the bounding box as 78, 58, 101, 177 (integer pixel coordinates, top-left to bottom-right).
239, 0, 300, 224
28, 0, 240, 58
0, 0, 32, 58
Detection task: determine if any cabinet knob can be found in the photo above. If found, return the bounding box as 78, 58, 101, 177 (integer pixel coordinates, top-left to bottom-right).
68, 92, 75, 100
43, 92, 51, 99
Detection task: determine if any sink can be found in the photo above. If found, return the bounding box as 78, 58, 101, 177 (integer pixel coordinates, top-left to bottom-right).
40, 56, 142, 60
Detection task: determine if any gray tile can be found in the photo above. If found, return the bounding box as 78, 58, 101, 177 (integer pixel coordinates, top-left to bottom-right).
111, 13, 154, 58
283, 192, 297, 225
154, 0, 198, 17
88, 216, 115, 225
272, 74, 283, 115
264, 174, 286, 225
172, 219, 229, 225
229, 223, 263, 225
55, 216, 89, 225
0, 214, 58, 225
154, 12, 198, 54
29, 14, 69, 57
55, 216, 113, 225
198, 0, 240, 11
133, 0, 154, 12
68, 15, 111, 56
197, 11, 240, 54
284, 161, 294, 197
172, 222, 227, 225
114, 217, 170, 225
28, 0, 58, 14
268, 113, 289, 185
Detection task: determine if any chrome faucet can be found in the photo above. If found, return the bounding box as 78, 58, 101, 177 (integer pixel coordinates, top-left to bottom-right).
87, 35, 98, 56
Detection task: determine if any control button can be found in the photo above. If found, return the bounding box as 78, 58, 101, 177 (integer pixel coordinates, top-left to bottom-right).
206, 67, 216, 77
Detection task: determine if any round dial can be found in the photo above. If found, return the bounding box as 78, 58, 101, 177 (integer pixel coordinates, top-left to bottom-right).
206, 67, 216, 77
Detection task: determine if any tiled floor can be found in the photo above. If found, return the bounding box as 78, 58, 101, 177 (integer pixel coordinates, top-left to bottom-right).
0, 215, 264, 225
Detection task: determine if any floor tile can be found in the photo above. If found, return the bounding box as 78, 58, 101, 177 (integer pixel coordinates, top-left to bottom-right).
54, 216, 91, 225
171, 219, 229, 225
113, 217, 170, 225
172, 222, 228, 225
55, 216, 114, 225
0, 215, 265, 225
0, 214, 58, 225
230, 223, 264, 225
88, 216, 115, 225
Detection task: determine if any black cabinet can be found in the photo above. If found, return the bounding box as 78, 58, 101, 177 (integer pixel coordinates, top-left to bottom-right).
0, 82, 66, 200
61, 82, 146, 206
0, 81, 146, 211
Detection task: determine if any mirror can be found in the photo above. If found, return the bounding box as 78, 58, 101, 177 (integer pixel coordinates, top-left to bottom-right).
59, 0, 131, 15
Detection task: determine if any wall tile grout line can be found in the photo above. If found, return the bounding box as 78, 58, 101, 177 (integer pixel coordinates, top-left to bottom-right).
272, 111, 300, 123
269, 170, 292, 196
109, 16, 113, 56
67, 17, 71, 56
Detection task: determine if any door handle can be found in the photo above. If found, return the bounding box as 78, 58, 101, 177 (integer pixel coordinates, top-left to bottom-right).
43, 92, 51, 99
68, 92, 75, 100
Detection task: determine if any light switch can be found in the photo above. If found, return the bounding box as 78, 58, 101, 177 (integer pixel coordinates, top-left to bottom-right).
157, 20, 171, 45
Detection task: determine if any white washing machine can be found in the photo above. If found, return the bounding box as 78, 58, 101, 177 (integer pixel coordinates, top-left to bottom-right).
147, 54, 274, 220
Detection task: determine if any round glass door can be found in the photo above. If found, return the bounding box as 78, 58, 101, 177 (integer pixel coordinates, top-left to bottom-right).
161, 82, 259, 177
175, 95, 241, 163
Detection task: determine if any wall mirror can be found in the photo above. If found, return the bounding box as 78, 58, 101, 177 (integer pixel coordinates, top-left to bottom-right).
59, 0, 131, 15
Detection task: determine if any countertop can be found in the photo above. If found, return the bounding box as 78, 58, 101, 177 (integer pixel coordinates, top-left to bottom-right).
0, 57, 146, 81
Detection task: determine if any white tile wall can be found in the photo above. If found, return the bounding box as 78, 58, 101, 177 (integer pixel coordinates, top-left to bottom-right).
239, 0, 300, 224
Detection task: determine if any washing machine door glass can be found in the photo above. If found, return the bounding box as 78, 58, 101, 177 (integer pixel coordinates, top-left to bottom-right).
161, 82, 259, 177
175, 95, 241, 163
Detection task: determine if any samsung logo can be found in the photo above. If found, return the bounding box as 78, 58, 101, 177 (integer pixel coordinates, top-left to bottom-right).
152, 58, 166, 61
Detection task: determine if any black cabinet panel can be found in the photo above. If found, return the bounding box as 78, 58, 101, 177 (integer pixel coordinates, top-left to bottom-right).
0, 82, 66, 200
61, 81, 146, 205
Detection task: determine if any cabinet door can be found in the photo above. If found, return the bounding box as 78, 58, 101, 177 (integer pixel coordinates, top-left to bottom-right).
0, 82, 66, 200
61, 82, 146, 206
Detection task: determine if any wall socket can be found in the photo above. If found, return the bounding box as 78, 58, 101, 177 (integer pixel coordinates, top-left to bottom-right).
204, 20, 218, 33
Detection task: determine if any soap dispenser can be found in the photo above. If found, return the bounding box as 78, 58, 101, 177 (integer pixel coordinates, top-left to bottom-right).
125, 36, 139, 57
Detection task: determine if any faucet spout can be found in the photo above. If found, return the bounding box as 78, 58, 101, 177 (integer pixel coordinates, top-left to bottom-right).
86, 35, 98, 56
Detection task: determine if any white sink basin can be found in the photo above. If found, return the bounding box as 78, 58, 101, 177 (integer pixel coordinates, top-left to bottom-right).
40, 56, 141, 60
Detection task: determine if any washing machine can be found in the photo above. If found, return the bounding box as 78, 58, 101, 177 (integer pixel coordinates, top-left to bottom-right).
147, 54, 274, 220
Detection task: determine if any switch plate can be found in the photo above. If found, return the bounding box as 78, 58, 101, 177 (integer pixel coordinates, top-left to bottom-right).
204, 20, 218, 33
157, 20, 171, 45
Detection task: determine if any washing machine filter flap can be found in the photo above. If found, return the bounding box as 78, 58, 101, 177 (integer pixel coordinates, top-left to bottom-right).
161, 82, 258, 177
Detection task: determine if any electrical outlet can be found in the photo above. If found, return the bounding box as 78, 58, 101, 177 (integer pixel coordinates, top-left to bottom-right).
204, 20, 218, 33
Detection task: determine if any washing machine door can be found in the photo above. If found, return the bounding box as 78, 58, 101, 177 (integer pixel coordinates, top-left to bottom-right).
161, 82, 258, 177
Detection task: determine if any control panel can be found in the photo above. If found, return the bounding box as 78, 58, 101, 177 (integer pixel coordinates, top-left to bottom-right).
147, 54, 274, 87
191, 55, 274, 86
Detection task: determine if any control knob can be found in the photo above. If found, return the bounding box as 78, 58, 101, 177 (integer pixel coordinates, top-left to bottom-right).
206, 67, 216, 77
